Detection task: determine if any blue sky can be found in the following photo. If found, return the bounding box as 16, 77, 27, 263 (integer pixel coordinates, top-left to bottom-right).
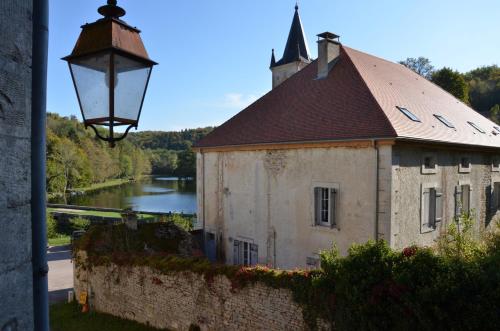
48, 0, 500, 131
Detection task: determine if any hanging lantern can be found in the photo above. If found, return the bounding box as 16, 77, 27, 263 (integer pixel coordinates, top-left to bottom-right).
63, 0, 157, 147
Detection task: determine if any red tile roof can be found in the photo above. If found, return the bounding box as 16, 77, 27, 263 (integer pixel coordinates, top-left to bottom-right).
196, 45, 500, 149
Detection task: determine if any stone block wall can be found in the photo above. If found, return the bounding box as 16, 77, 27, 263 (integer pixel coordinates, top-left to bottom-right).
0, 0, 34, 330
74, 254, 328, 330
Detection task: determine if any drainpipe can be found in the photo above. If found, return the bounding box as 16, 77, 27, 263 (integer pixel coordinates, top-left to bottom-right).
32, 0, 49, 330
373, 140, 380, 241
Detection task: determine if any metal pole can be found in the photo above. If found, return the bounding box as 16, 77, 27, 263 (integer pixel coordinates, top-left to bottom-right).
32, 0, 49, 330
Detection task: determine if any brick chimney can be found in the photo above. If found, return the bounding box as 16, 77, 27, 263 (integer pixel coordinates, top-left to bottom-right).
317, 32, 340, 79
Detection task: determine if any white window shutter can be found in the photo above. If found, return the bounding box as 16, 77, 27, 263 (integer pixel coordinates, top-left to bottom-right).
435, 188, 443, 224
462, 185, 471, 214
422, 188, 431, 231
314, 188, 321, 225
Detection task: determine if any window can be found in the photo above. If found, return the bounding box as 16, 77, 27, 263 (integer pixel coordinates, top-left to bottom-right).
421, 185, 443, 232
492, 157, 500, 172
233, 240, 258, 266
421, 154, 438, 174
397, 106, 421, 122
314, 187, 337, 227
433, 114, 455, 128
459, 156, 471, 173
468, 121, 485, 133
455, 184, 471, 218
494, 126, 500, 133
492, 182, 500, 213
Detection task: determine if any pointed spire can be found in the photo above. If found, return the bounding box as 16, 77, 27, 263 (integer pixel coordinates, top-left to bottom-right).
270, 49, 276, 68
275, 4, 311, 66
295, 2, 299, 11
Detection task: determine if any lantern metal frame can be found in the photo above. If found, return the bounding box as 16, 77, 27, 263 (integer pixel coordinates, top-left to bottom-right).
62, 0, 157, 147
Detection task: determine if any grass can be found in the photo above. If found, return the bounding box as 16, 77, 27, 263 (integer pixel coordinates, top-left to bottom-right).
48, 208, 157, 221
48, 235, 70, 247
50, 302, 167, 331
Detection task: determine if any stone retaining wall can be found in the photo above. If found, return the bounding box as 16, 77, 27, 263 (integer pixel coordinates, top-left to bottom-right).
74, 253, 329, 330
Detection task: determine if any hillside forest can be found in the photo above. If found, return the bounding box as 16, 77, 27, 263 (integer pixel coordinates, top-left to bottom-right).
47, 60, 498, 196
46, 112, 212, 195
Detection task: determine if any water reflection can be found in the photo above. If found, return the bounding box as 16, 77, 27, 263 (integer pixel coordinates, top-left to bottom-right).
51, 176, 196, 214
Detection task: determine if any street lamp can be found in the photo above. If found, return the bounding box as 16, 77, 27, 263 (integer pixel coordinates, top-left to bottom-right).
63, 0, 157, 147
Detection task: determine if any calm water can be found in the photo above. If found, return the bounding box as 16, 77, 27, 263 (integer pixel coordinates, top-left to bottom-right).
52, 176, 197, 214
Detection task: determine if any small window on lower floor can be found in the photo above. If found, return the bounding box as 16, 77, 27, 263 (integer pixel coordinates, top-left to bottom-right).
314, 187, 337, 228
422, 186, 443, 232
233, 240, 258, 266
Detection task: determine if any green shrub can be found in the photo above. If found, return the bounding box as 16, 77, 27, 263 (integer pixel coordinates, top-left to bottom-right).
74, 219, 500, 331
47, 213, 58, 239
159, 214, 193, 231
69, 217, 91, 231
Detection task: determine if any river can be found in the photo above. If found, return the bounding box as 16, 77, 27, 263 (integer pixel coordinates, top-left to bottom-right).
50, 176, 197, 214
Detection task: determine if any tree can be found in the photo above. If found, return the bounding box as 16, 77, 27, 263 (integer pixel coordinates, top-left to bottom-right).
465, 65, 500, 114
399, 57, 434, 79
175, 148, 196, 179
489, 104, 500, 124
431, 67, 469, 103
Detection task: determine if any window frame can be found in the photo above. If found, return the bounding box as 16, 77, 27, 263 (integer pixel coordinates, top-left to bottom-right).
455, 181, 472, 219
312, 183, 339, 229
397, 106, 421, 122
433, 114, 455, 128
458, 155, 472, 173
421, 183, 443, 233
233, 239, 258, 266
421, 153, 438, 174
468, 121, 486, 134
492, 156, 500, 172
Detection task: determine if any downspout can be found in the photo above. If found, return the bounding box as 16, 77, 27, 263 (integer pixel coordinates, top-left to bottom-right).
373, 140, 380, 241
202, 151, 206, 235
32, 0, 49, 330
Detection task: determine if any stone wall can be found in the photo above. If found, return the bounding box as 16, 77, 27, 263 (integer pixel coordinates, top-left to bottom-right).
74, 254, 328, 331
0, 0, 34, 330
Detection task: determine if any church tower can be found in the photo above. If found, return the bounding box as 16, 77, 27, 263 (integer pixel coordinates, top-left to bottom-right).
270, 4, 311, 89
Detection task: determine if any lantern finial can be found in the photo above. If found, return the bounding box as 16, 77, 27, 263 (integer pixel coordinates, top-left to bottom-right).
98, 0, 125, 19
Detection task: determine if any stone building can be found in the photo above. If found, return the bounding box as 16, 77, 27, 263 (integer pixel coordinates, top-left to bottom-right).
1, 0, 47, 329
194, 6, 500, 269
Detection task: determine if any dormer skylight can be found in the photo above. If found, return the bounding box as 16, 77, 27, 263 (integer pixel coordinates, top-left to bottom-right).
434, 114, 455, 128
397, 106, 420, 122
468, 121, 485, 134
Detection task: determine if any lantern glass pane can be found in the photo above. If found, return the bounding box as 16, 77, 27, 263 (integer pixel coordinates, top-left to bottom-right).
113, 54, 152, 122
70, 52, 111, 121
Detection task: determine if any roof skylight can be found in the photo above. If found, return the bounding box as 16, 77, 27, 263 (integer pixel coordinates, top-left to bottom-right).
396, 106, 420, 122
468, 121, 485, 134
494, 126, 500, 133
433, 114, 455, 128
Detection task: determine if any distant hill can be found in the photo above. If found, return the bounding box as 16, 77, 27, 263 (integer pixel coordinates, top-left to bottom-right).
128, 127, 214, 151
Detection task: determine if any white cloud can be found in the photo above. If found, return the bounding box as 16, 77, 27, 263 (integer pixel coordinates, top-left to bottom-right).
219, 93, 259, 109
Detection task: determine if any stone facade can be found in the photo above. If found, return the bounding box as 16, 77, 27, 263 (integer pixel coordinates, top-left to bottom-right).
74, 253, 328, 331
0, 0, 34, 330
197, 142, 500, 269
197, 144, 381, 269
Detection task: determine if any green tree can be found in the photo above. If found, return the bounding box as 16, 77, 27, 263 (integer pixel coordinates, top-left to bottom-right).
399, 57, 434, 79
489, 104, 500, 124
175, 148, 196, 179
465, 65, 500, 114
431, 67, 469, 103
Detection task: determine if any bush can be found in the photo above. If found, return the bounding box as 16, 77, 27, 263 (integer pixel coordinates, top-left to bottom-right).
47, 213, 58, 239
